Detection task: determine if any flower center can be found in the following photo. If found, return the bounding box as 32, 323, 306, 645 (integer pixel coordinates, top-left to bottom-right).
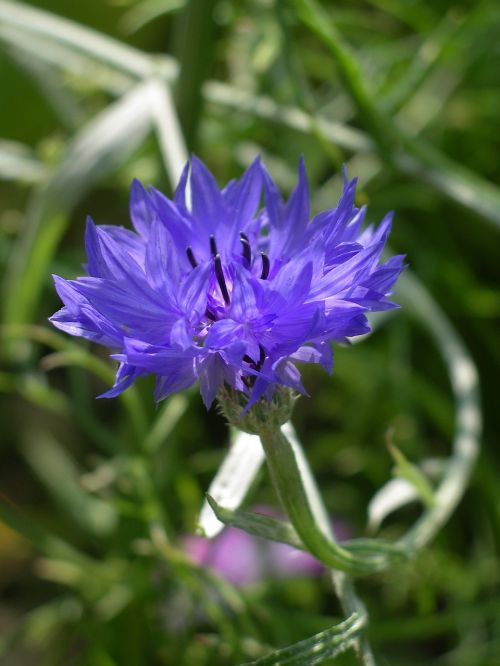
186, 235, 269, 373
185, 233, 270, 298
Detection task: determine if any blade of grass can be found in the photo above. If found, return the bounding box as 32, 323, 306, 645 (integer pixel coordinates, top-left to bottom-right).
143, 394, 189, 454
2, 80, 154, 331
0, 325, 147, 445
244, 612, 364, 665
21, 432, 118, 537
0, 498, 93, 566
172, 0, 217, 147
41, 349, 148, 444
293, 0, 500, 230
204, 81, 372, 154
148, 77, 189, 184
396, 271, 481, 551
198, 429, 265, 538
0, 0, 171, 79
2, 0, 500, 230
0, 24, 135, 95
382, 12, 465, 114
293, 0, 395, 160
121, 0, 186, 34
4, 42, 85, 129
0, 140, 49, 184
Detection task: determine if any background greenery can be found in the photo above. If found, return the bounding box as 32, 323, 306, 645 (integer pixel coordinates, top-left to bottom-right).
0, 0, 498, 664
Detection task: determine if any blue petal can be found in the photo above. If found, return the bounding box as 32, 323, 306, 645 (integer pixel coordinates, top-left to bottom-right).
221, 157, 262, 252
173, 161, 190, 212
190, 156, 224, 236
149, 186, 193, 254
260, 163, 283, 230
123, 339, 198, 377
153, 362, 198, 402
145, 216, 180, 295
176, 263, 211, 321
99, 225, 146, 267
99, 363, 142, 398
69, 277, 173, 344
279, 156, 309, 255
129, 179, 154, 238
272, 359, 307, 395
198, 353, 227, 408
50, 275, 122, 346
228, 267, 259, 321
205, 319, 245, 349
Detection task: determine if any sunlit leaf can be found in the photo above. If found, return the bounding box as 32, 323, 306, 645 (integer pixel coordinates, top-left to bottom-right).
198, 429, 265, 538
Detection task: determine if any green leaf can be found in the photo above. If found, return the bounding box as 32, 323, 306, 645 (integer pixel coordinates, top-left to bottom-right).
396, 271, 481, 551
258, 423, 393, 575
2, 80, 154, 331
0, 139, 49, 184
0, 500, 92, 566
242, 612, 364, 665
206, 494, 408, 561
0, 0, 161, 79
143, 394, 189, 454
205, 494, 304, 549
21, 433, 118, 537
292, 0, 500, 230
198, 430, 265, 538
121, 0, 187, 34
388, 440, 436, 509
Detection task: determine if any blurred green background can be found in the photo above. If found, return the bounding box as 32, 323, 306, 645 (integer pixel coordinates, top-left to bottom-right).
0, 0, 499, 664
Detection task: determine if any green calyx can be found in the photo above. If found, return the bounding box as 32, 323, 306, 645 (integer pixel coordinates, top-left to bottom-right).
216, 385, 297, 435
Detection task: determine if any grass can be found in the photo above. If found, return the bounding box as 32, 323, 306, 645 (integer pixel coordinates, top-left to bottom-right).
0, 0, 499, 664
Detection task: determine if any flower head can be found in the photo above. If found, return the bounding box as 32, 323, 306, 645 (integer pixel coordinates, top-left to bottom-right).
50, 157, 405, 408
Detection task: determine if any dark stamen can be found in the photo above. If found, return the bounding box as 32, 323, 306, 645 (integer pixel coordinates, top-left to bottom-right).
260, 252, 270, 279
258, 344, 266, 367
186, 247, 197, 268
243, 346, 266, 370
209, 235, 218, 257
205, 308, 216, 321
214, 254, 230, 305
240, 232, 251, 266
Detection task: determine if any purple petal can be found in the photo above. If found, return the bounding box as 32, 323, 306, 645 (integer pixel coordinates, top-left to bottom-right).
189, 156, 224, 236
129, 179, 154, 238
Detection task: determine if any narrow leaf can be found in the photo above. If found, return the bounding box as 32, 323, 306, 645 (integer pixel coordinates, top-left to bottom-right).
198, 429, 265, 538
0, 139, 49, 184
205, 495, 304, 549
21, 433, 118, 537
368, 478, 420, 533
243, 612, 364, 665
2, 80, 154, 330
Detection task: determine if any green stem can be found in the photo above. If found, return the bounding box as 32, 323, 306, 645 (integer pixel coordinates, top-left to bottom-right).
257, 422, 378, 664
258, 424, 390, 576
331, 573, 376, 666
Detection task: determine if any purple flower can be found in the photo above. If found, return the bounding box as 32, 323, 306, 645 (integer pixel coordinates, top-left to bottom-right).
50, 157, 405, 408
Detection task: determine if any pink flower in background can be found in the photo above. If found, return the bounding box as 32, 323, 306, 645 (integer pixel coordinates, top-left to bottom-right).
183, 507, 349, 586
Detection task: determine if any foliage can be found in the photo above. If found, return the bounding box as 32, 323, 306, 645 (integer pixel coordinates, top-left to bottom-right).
0, 0, 498, 664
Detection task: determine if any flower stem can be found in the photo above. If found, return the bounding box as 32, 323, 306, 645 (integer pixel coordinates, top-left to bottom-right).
332, 572, 376, 666
258, 421, 377, 664
258, 423, 392, 576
